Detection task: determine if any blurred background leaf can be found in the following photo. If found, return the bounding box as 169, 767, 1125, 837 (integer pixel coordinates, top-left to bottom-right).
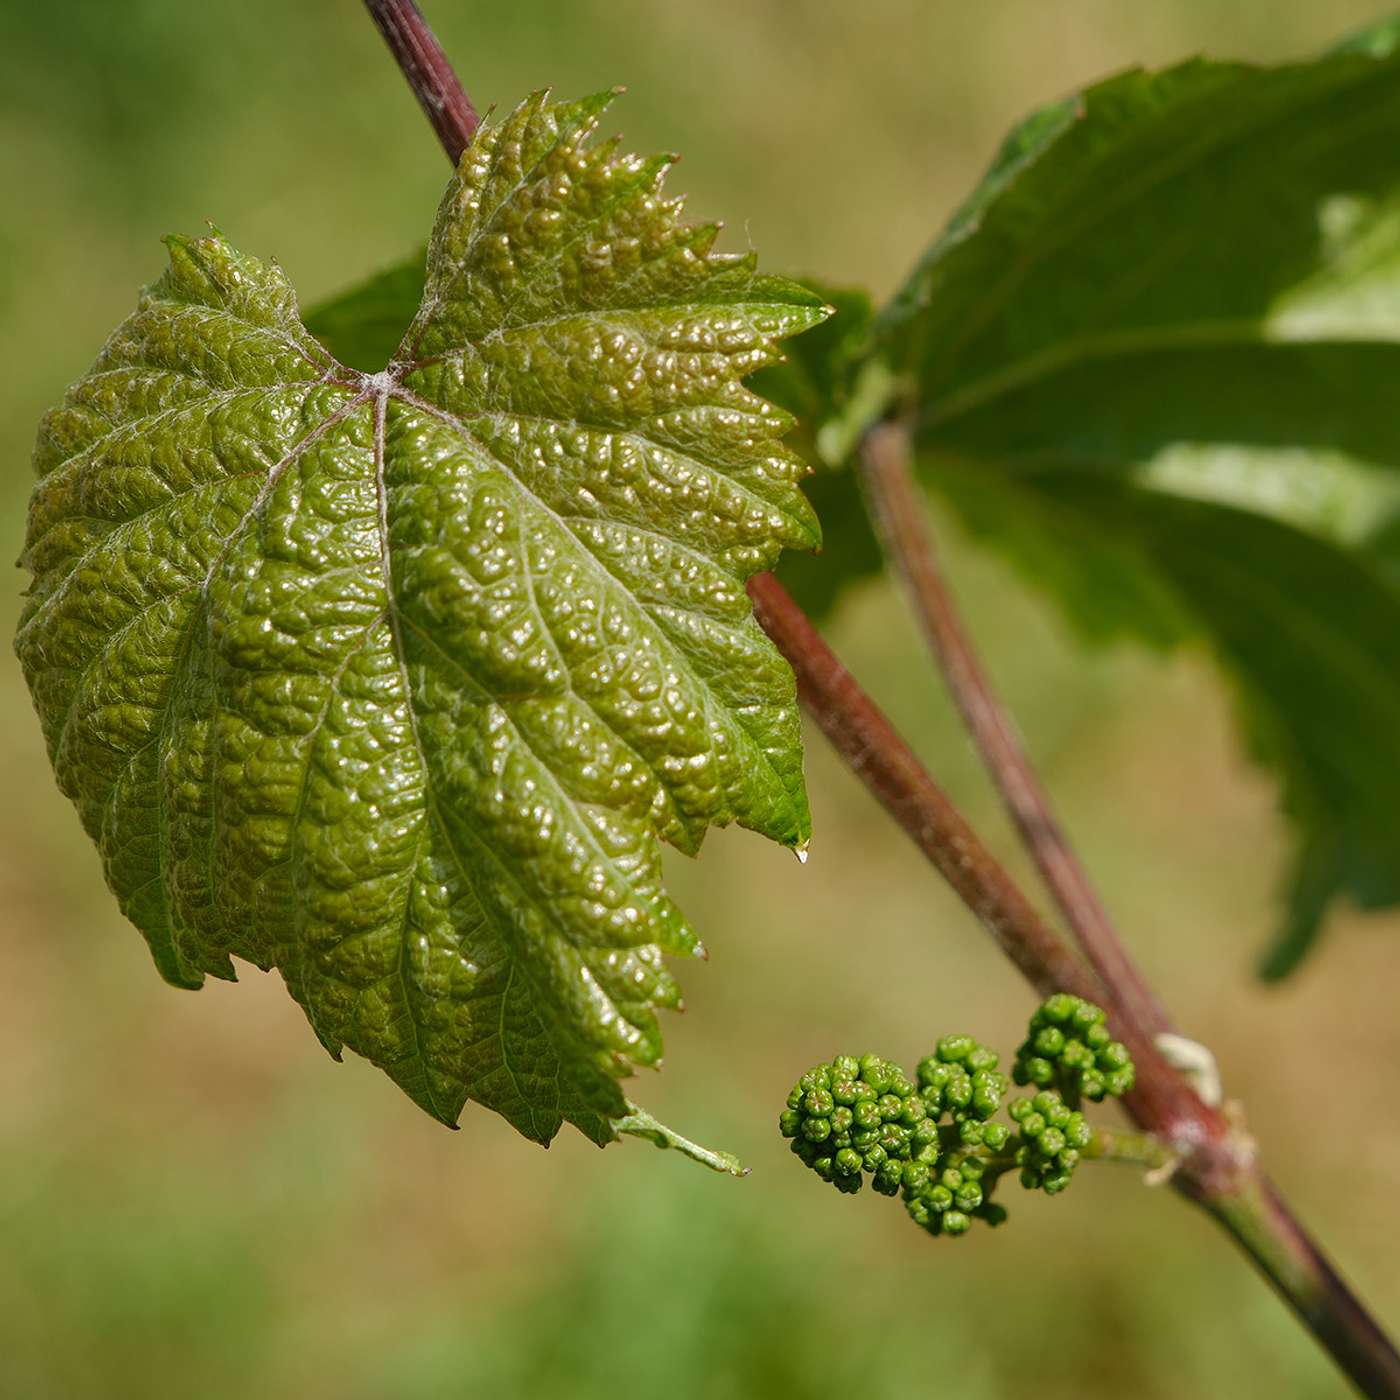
305, 246, 427, 371
860, 18, 1400, 976
3, 2, 1399, 1396
747, 285, 891, 621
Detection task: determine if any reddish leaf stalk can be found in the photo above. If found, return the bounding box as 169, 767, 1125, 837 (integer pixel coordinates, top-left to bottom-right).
361, 3, 1400, 1392
858, 419, 1173, 1039
364, 0, 479, 162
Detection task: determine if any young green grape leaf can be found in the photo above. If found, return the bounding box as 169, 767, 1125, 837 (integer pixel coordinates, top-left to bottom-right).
847, 15, 1400, 975
15, 90, 828, 1146
310, 266, 884, 624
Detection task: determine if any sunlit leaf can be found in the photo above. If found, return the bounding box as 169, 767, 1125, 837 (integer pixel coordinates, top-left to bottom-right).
15, 91, 826, 1142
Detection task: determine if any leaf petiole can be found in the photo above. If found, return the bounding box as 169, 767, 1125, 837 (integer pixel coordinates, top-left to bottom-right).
614, 1103, 750, 1177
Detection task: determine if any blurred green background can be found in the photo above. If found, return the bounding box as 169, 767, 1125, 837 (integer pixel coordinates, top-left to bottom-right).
3, 2, 1399, 1396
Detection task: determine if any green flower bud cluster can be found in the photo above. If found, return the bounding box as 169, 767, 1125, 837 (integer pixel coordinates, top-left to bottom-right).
780, 996, 1135, 1240
915, 1034, 1009, 1143
898, 1035, 1013, 1235
779, 1054, 934, 1196
1012, 993, 1134, 1104
1008, 1089, 1093, 1194
903, 1148, 1010, 1236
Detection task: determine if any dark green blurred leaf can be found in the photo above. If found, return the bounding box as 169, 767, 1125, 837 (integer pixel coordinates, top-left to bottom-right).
305, 247, 425, 371
749, 285, 887, 619
750, 285, 871, 454
770, 468, 884, 622
860, 16, 1400, 973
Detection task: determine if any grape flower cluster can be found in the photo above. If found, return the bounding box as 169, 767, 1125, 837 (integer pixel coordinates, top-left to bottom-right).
1012, 993, 1134, 1103
779, 1054, 933, 1197
780, 996, 1135, 1238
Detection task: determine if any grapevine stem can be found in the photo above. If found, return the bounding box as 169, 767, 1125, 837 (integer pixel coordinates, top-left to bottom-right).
360, 4, 1400, 1393
364, 0, 479, 162
858, 419, 1173, 1038
1200, 1177, 1400, 1398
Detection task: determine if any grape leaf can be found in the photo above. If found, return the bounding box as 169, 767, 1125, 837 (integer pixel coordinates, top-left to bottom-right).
748, 286, 872, 462
836, 16, 1400, 976
15, 90, 828, 1145
310, 265, 882, 623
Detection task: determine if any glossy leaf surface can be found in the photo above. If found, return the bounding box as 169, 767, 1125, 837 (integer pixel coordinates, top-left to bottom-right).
16, 92, 826, 1142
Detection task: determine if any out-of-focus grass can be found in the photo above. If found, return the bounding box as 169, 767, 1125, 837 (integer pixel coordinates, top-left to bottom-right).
2, 2, 1398, 1395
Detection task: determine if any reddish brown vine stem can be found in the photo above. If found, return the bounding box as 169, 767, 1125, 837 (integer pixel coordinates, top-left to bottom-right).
361, 3, 1400, 1393
364, 0, 479, 162
859, 420, 1173, 1039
